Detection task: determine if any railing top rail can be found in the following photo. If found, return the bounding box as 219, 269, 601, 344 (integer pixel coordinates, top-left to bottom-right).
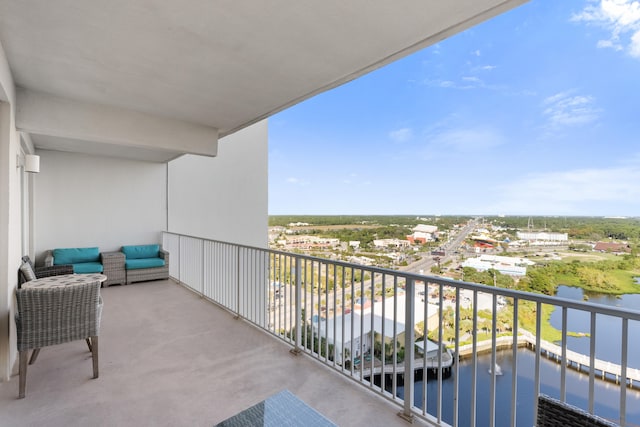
163, 231, 640, 321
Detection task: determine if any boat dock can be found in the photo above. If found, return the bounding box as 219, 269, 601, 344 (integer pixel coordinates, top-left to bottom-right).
457, 331, 640, 388
357, 345, 454, 378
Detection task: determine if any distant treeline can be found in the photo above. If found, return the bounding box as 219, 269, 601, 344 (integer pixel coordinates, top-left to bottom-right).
305, 226, 410, 246
269, 215, 472, 228
271, 215, 640, 242
486, 216, 640, 241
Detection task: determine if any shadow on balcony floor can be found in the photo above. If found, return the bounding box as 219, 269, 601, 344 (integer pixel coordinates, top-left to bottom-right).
0, 280, 423, 426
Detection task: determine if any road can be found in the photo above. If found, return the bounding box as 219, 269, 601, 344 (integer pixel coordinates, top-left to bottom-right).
402, 218, 479, 275
270, 218, 484, 328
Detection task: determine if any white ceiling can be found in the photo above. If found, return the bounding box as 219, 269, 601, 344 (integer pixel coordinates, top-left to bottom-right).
0, 0, 527, 162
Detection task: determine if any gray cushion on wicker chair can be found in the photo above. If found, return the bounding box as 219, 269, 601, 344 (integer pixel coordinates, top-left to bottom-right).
19, 262, 36, 282
15, 281, 103, 398
537, 394, 619, 427
18, 255, 74, 287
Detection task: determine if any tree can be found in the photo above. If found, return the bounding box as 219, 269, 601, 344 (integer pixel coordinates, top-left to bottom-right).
520, 268, 555, 295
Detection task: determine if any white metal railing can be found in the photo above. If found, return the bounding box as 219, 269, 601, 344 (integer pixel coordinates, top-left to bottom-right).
163, 232, 640, 426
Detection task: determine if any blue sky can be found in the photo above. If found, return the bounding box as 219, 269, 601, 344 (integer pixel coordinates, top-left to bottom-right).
268, 0, 640, 216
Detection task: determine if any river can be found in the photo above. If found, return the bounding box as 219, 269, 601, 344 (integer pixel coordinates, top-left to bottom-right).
398, 286, 640, 426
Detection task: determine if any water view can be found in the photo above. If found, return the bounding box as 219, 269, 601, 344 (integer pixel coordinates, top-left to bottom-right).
400, 285, 640, 426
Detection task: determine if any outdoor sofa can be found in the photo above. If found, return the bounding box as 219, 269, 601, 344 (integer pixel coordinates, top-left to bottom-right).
43, 247, 128, 287
122, 244, 169, 284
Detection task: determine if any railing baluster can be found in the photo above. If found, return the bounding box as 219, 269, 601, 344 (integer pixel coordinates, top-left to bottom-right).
589, 311, 597, 414
333, 264, 337, 368
421, 281, 428, 416
399, 277, 415, 423
340, 265, 345, 372
291, 257, 301, 353
510, 297, 518, 427
200, 239, 205, 296
302, 259, 308, 354
381, 272, 386, 394
471, 290, 478, 427
534, 301, 542, 422
310, 260, 315, 357
437, 282, 444, 423
325, 262, 330, 363
392, 275, 398, 401
349, 266, 355, 376
489, 293, 497, 427
359, 268, 365, 381
561, 306, 568, 402
369, 271, 375, 389
620, 318, 628, 426
236, 246, 240, 317
453, 287, 460, 427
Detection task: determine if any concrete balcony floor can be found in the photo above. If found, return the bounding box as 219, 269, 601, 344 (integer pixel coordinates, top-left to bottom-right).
0, 280, 424, 426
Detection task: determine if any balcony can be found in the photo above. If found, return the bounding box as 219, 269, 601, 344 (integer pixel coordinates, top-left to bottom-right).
0, 278, 408, 426
3, 232, 640, 426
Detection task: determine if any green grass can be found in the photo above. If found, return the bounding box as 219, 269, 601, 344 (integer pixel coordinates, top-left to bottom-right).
579, 269, 640, 294
560, 252, 619, 263
517, 301, 560, 342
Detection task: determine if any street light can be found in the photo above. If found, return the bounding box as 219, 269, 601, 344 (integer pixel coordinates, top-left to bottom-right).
492, 270, 497, 287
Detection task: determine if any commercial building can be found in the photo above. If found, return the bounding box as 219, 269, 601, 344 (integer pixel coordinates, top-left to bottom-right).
462, 254, 535, 276
407, 224, 439, 244
516, 231, 569, 242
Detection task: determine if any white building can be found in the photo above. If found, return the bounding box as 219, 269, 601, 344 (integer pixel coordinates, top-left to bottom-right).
516, 231, 568, 242
462, 254, 534, 276
408, 224, 438, 243
373, 238, 411, 248
285, 235, 340, 249
314, 294, 439, 364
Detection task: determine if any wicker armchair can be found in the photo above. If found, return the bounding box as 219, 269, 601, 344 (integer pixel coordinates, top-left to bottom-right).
537, 394, 619, 427
15, 281, 103, 398
18, 255, 73, 287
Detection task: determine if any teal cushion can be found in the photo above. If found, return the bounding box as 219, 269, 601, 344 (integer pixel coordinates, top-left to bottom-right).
122, 244, 160, 260
73, 262, 104, 274
54, 247, 100, 265
125, 258, 165, 270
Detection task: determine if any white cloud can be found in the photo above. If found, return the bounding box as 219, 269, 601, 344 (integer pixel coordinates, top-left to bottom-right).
286, 177, 309, 186
389, 127, 413, 143
468, 64, 497, 74
342, 173, 372, 187
428, 127, 506, 152
632, 29, 640, 55
572, 0, 640, 58
423, 76, 496, 91
489, 164, 640, 214
472, 49, 481, 57
596, 38, 624, 49
542, 91, 601, 128
438, 80, 456, 88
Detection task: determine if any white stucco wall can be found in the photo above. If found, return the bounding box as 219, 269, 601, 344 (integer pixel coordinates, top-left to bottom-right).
34, 151, 167, 262
0, 39, 22, 381
0, 102, 22, 381
168, 120, 268, 248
